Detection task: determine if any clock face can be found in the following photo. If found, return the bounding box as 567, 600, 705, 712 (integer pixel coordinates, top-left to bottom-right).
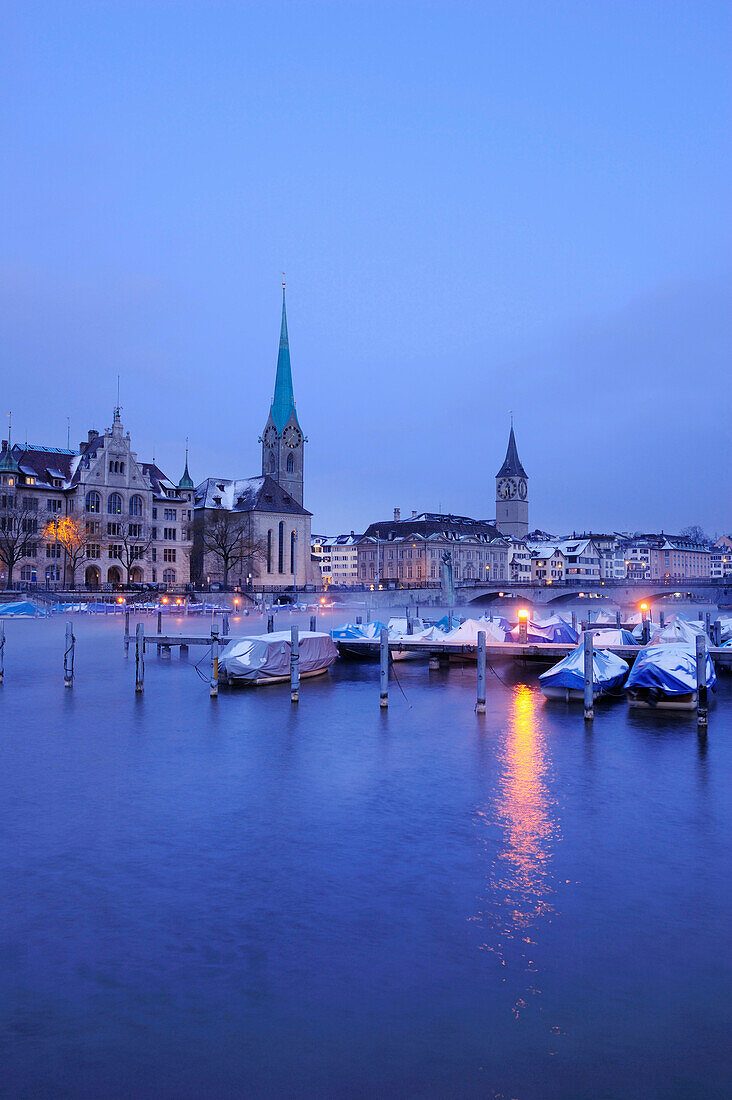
283, 425, 302, 449
497, 478, 515, 499
518, 478, 527, 500
263, 426, 277, 447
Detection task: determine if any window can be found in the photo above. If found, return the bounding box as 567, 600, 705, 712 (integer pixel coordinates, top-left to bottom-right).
47, 498, 62, 513
86, 544, 100, 559
152, 507, 157, 519
108, 493, 122, 515
278, 521, 284, 573
20, 565, 35, 582
45, 565, 61, 583
46, 544, 61, 559
108, 459, 125, 474
151, 547, 157, 562
290, 529, 296, 573
129, 523, 142, 538
86, 491, 101, 513
162, 568, 176, 584
163, 548, 176, 563
163, 527, 176, 541
107, 522, 121, 537
151, 526, 157, 539
286, 453, 294, 474
267, 529, 273, 573
108, 545, 122, 559
164, 508, 177, 521
129, 496, 143, 516
86, 520, 100, 535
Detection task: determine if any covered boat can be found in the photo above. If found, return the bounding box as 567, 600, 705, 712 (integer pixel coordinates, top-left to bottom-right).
539, 645, 629, 702
507, 617, 578, 644
648, 617, 707, 645
0, 600, 46, 617
625, 643, 716, 710
220, 630, 337, 685
579, 628, 637, 647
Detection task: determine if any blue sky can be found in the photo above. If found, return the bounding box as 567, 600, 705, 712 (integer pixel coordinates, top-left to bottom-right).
2, 1, 730, 534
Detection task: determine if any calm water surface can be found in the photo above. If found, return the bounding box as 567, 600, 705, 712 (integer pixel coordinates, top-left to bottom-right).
1, 613, 731, 1098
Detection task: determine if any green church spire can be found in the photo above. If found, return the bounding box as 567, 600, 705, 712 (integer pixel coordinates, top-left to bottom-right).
269, 282, 300, 433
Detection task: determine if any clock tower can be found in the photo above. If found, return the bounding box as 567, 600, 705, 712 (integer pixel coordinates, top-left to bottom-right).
495, 421, 529, 538
260, 282, 306, 505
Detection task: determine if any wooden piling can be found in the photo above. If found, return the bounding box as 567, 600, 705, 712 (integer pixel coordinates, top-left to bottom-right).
0, 621, 4, 684
696, 633, 707, 729
210, 627, 219, 698
157, 610, 162, 634
64, 621, 74, 688
309, 615, 316, 632
267, 614, 274, 633
713, 619, 722, 647
223, 613, 229, 636
705, 611, 711, 638
135, 623, 144, 693
583, 631, 594, 722
476, 630, 486, 714
659, 611, 665, 627
379, 628, 389, 708
290, 625, 299, 703
572, 611, 577, 631
615, 611, 621, 626
124, 610, 130, 657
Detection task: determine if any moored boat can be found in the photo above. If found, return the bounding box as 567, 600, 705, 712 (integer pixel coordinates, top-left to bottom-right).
625, 642, 716, 710
539, 644, 629, 702
220, 630, 337, 685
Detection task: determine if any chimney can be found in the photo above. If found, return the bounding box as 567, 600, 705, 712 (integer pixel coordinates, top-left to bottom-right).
394, 508, 400, 521
411, 510, 417, 518
88, 429, 99, 443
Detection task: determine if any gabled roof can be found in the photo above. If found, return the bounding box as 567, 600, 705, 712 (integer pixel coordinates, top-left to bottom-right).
496, 425, 527, 478
362, 512, 503, 542
2, 444, 76, 484
195, 474, 311, 516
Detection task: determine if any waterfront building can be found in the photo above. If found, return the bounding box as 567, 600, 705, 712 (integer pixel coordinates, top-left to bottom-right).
495, 423, 529, 539
506, 537, 531, 582
312, 533, 361, 587
711, 535, 732, 579
527, 536, 602, 585
0, 412, 192, 589
616, 533, 711, 581
357, 511, 509, 588
191, 285, 313, 590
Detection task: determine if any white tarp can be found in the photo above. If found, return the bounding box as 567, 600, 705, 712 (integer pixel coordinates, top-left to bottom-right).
221, 631, 337, 683
579, 628, 637, 647
444, 618, 507, 644
648, 617, 707, 645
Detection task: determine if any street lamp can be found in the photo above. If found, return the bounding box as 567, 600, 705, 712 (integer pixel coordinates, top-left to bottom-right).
292, 529, 298, 602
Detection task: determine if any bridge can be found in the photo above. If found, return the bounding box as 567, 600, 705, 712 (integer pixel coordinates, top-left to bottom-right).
453, 578, 732, 608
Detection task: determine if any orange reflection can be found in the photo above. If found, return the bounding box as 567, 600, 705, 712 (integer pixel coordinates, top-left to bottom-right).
473, 684, 559, 1013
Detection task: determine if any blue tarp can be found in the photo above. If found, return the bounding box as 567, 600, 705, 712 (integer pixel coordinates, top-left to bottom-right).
507, 618, 579, 644
331, 621, 386, 640
0, 601, 46, 617
539, 645, 628, 693
626, 644, 716, 695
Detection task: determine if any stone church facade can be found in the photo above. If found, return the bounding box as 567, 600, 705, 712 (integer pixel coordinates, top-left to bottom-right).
191, 285, 313, 590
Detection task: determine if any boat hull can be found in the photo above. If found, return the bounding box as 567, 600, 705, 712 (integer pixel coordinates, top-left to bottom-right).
627, 689, 698, 711
223, 665, 331, 687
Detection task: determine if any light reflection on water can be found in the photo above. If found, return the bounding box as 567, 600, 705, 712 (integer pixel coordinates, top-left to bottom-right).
473, 684, 559, 1014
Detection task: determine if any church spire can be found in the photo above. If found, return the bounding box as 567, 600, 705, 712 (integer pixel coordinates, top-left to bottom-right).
269, 281, 300, 433
178, 437, 194, 490
497, 420, 527, 478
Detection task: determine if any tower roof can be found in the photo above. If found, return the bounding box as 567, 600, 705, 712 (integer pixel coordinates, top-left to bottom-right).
269, 285, 301, 434
497, 424, 527, 478
178, 441, 194, 489
0, 439, 20, 475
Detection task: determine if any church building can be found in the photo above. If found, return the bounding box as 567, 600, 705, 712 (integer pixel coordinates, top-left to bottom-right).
495, 422, 529, 539
192, 284, 313, 590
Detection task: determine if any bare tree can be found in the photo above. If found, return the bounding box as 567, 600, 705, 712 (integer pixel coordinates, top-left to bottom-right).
42, 516, 91, 588
0, 495, 39, 587
110, 517, 155, 584
680, 524, 710, 546
202, 510, 266, 588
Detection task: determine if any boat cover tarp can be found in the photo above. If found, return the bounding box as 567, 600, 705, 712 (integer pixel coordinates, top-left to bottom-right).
387, 618, 426, 637
434, 614, 461, 632
631, 620, 661, 641
649, 617, 708, 645
221, 631, 337, 682
626, 643, 716, 694
479, 614, 513, 632
445, 618, 506, 644
718, 617, 732, 642
331, 621, 385, 640
0, 600, 45, 617
580, 628, 637, 647
591, 610, 622, 625
539, 645, 629, 692
507, 618, 578, 644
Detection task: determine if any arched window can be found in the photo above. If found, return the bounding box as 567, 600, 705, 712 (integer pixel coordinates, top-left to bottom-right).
86, 491, 101, 513
108, 492, 122, 515
163, 568, 176, 585
268, 452, 276, 474
290, 530, 296, 573
267, 529, 273, 573
129, 495, 143, 516
278, 521, 284, 573
286, 452, 294, 474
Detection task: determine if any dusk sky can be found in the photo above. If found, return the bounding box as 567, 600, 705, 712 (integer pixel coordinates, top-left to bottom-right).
2, 1, 730, 536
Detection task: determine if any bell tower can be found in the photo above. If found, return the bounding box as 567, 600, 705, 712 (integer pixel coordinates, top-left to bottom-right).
260, 281, 305, 505
495, 419, 529, 538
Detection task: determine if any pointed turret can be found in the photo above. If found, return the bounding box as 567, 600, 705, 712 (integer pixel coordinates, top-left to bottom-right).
496, 422, 527, 478
0, 421, 20, 476
269, 284, 300, 433
178, 440, 194, 490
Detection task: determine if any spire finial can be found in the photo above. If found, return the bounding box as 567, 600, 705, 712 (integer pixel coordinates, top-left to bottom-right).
7, 410, 11, 447
282, 271, 286, 291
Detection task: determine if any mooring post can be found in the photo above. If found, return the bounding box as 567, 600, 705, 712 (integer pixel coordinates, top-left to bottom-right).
135, 622, 144, 693
309, 615, 316, 632
705, 611, 711, 639
696, 633, 707, 729
641, 616, 650, 645
157, 609, 162, 634
698, 611, 703, 621
615, 611, 621, 627
713, 619, 722, 647
379, 627, 389, 708
583, 630, 594, 722
476, 630, 486, 714
659, 611, 665, 628
290, 625, 300, 703
581, 619, 588, 633
0, 621, 4, 684
267, 614, 274, 633
64, 621, 74, 688
572, 611, 577, 631
366, 609, 371, 624
223, 612, 229, 637
588, 610, 593, 625
124, 610, 130, 657
355, 615, 362, 625
210, 626, 219, 699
